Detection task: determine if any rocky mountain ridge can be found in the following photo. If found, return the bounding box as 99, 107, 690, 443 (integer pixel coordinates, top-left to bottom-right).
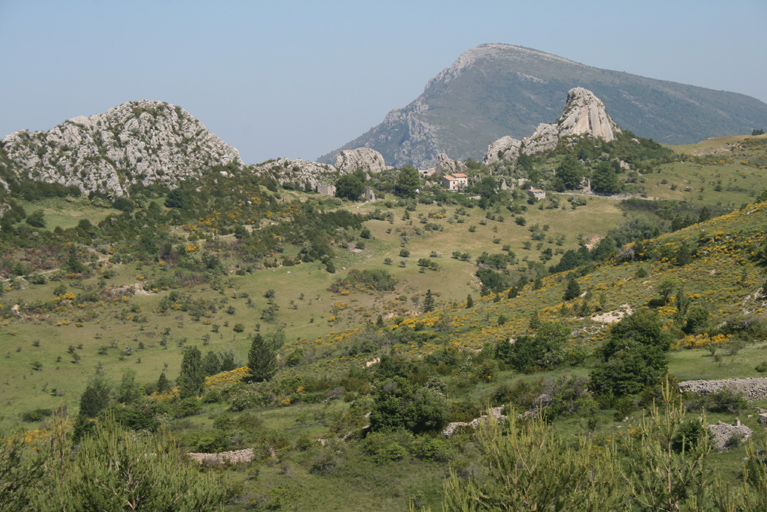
1, 100, 242, 197
319, 43, 767, 168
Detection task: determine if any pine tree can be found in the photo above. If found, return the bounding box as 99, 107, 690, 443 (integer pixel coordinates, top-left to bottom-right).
563, 276, 581, 301
245, 334, 277, 383
423, 289, 435, 313
177, 346, 204, 398
79, 379, 111, 419
157, 372, 170, 393
466, 294, 474, 308
528, 310, 541, 331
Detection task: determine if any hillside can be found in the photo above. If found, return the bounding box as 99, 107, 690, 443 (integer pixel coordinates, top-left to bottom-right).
0, 100, 242, 198
1, 130, 767, 510
319, 44, 767, 168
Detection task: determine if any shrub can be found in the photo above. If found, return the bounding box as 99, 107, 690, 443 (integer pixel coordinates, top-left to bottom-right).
369, 377, 447, 434
21, 408, 53, 422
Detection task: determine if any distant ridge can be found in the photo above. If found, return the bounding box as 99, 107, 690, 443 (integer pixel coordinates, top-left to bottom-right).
319, 43, 767, 168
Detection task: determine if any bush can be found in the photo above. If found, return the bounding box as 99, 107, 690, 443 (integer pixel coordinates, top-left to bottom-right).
499, 322, 570, 373
363, 432, 408, 464
21, 408, 53, 422
671, 419, 706, 453
174, 397, 203, 418
369, 377, 447, 434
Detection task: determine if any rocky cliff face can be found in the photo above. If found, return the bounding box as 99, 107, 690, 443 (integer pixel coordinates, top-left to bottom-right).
334, 148, 388, 174
1, 100, 242, 197
485, 88, 621, 163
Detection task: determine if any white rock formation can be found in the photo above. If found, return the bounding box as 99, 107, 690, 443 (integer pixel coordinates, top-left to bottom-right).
435, 153, 467, 174
334, 148, 387, 175
522, 87, 621, 154
484, 87, 622, 162
483, 136, 522, 164
251, 157, 337, 190
1, 100, 242, 197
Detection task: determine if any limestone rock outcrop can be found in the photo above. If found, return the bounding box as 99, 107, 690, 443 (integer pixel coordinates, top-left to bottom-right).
483, 136, 522, 164
251, 157, 337, 191
1, 100, 242, 197
523, 87, 621, 154
484, 87, 621, 162
435, 153, 467, 174
334, 148, 387, 175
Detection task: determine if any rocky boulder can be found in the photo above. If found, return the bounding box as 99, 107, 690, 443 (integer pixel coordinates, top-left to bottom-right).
1, 100, 242, 197
334, 148, 387, 175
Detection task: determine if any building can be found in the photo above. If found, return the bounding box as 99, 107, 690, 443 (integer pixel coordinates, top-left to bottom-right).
529, 188, 546, 200
442, 173, 468, 191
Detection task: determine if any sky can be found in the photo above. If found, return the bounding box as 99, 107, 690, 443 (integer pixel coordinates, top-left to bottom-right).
1, 0, 765, 164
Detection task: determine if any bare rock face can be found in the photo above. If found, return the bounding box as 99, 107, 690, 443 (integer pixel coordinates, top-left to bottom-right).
483, 136, 522, 164
334, 148, 387, 174
1, 100, 243, 197
251, 157, 337, 190
484, 87, 621, 162
435, 153, 467, 174
523, 87, 621, 154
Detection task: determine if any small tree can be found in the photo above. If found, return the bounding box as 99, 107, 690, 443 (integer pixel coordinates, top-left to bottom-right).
202, 351, 221, 376
177, 346, 204, 398
156, 372, 170, 393
563, 276, 581, 301
394, 165, 421, 198
591, 161, 622, 195
466, 294, 474, 308
116, 369, 141, 405
244, 334, 277, 383
657, 278, 677, 305
78, 379, 111, 419
554, 154, 584, 191
423, 289, 435, 313
335, 173, 365, 201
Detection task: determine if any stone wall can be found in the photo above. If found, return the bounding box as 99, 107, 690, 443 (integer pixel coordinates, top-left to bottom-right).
678, 378, 767, 401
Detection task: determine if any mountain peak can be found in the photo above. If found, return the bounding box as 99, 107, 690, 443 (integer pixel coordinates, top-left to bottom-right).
320, 44, 767, 168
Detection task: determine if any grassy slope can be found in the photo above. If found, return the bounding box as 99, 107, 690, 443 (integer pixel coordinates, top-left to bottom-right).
1, 135, 766, 510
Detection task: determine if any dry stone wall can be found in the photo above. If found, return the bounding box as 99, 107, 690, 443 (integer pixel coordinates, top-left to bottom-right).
678, 378, 767, 401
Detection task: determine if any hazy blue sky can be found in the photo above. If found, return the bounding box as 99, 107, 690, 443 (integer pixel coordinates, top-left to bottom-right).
1, 0, 765, 164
